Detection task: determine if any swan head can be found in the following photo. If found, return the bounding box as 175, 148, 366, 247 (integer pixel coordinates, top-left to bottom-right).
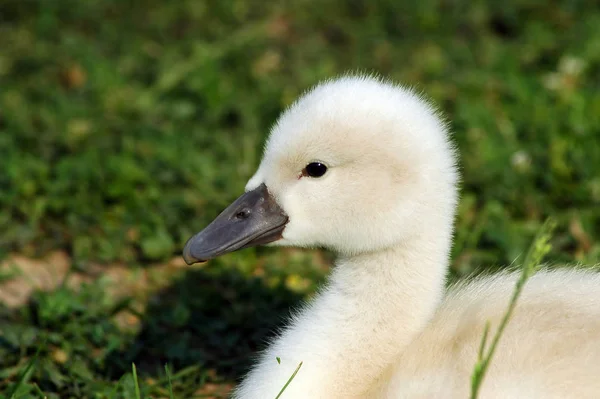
183, 75, 459, 264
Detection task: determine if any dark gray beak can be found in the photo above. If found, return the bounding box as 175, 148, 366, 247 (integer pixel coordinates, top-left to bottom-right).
182, 184, 288, 265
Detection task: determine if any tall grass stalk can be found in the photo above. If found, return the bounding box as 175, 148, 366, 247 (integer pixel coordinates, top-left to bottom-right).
274, 361, 303, 399
132, 363, 142, 399
470, 218, 557, 399
165, 364, 175, 399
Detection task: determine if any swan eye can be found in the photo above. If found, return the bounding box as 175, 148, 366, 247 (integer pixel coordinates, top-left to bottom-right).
303, 162, 328, 178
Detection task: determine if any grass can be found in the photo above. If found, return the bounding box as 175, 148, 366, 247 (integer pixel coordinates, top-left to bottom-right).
0, 0, 599, 397
274, 362, 303, 399
470, 219, 556, 398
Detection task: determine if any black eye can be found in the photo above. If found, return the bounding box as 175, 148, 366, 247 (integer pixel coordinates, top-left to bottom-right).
303, 162, 328, 178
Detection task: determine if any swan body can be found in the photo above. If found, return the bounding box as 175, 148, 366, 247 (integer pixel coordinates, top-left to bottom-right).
183, 76, 600, 398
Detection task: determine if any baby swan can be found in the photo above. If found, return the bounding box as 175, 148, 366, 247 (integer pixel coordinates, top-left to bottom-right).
183, 76, 600, 398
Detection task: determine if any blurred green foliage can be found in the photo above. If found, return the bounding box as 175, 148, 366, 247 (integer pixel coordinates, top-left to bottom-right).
0, 0, 598, 267
1, 0, 599, 396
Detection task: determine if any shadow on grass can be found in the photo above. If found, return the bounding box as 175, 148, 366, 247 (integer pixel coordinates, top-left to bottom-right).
105, 265, 304, 382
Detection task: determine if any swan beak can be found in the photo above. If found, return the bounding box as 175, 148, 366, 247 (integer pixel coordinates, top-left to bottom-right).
182, 183, 288, 265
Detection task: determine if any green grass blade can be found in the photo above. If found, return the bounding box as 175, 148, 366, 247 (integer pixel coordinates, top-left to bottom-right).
470, 218, 556, 399
7, 345, 42, 399
477, 321, 490, 362
108, 373, 126, 399
132, 363, 142, 399
274, 362, 303, 399
32, 382, 46, 397
165, 364, 174, 399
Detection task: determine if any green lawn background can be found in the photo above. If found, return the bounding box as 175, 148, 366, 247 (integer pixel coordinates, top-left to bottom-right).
1, 0, 599, 397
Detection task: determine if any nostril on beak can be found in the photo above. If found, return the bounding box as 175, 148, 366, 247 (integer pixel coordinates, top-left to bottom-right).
235, 209, 250, 219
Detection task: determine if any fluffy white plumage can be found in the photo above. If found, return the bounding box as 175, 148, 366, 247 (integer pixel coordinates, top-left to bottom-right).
226, 75, 600, 398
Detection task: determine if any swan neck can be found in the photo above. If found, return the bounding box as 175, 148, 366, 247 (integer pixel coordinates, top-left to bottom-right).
335, 236, 449, 324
